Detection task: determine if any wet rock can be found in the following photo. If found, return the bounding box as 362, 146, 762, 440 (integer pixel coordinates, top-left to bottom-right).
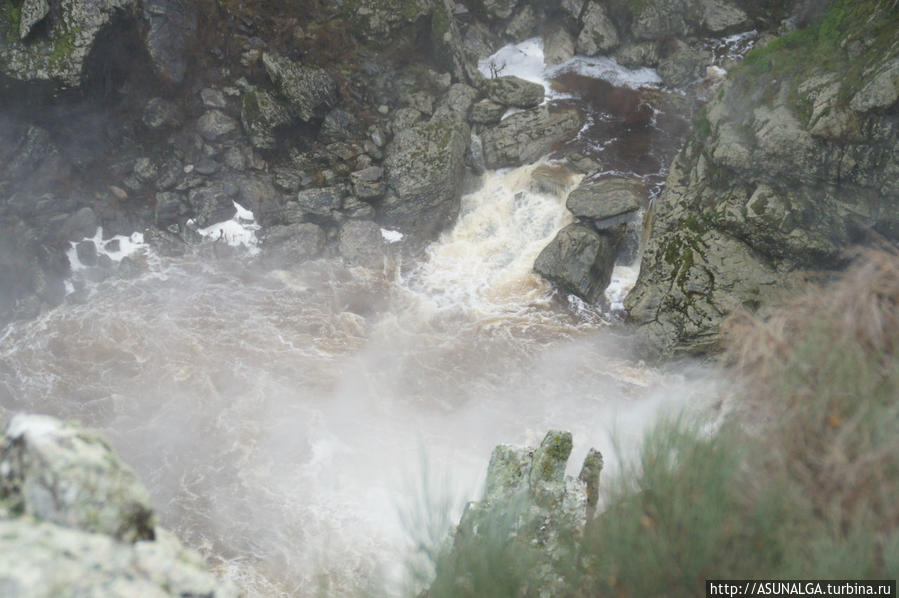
262, 52, 337, 122
544, 25, 575, 67
469, 0, 518, 20
59, 207, 98, 242
196, 110, 238, 141
154, 191, 188, 227
295, 187, 343, 217
320, 108, 359, 143
187, 181, 239, 227
485, 75, 544, 108
481, 105, 583, 169
391, 107, 423, 132
431, 0, 482, 85
142, 97, 184, 129
240, 87, 293, 150
141, 0, 197, 85
342, 0, 430, 42
470, 99, 506, 124
200, 87, 227, 109
657, 39, 713, 87
381, 117, 469, 239
261, 223, 326, 266
75, 240, 97, 267
144, 226, 187, 257
615, 41, 663, 69
350, 166, 386, 199
576, 2, 619, 56
566, 177, 645, 222
432, 83, 479, 121
505, 4, 537, 41
338, 219, 386, 268
0, 415, 155, 542
850, 57, 899, 113
534, 223, 622, 303
0, 415, 239, 597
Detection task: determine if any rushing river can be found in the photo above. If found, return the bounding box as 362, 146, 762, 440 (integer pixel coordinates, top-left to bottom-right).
0, 40, 727, 596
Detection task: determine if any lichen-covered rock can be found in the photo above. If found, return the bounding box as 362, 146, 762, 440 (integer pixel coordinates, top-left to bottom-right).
481, 105, 583, 169
432, 431, 601, 598
657, 38, 713, 87
0, 0, 138, 87
626, 0, 899, 355
381, 117, 469, 240
350, 166, 386, 199
629, 0, 749, 41
262, 52, 336, 122
295, 187, 343, 217
431, 0, 482, 85
470, 99, 506, 124
576, 2, 619, 56
566, 177, 645, 223
0, 415, 154, 542
484, 75, 544, 108
342, 0, 430, 42
534, 223, 623, 303
240, 87, 293, 150
0, 415, 238, 598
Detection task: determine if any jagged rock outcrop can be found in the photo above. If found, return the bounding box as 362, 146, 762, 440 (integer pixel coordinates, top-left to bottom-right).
626, 0, 899, 355
429, 431, 602, 598
0, 414, 238, 597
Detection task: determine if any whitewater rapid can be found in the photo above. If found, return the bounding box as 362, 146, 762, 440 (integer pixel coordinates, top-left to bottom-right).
0, 38, 731, 597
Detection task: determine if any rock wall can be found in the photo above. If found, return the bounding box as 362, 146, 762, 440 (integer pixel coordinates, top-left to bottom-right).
626, 0, 899, 355
0, 414, 238, 597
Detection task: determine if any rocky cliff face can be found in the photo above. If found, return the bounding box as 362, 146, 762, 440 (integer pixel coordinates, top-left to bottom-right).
0, 414, 238, 597
627, 0, 899, 355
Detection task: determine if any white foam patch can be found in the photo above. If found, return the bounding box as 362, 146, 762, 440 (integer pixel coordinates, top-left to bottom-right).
197, 201, 261, 255
381, 229, 404, 243
548, 55, 662, 90
66, 228, 147, 273
7, 414, 61, 441
410, 162, 582, 316
605, 263, 640, 313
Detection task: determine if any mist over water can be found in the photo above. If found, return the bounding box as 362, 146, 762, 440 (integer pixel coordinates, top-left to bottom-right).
0, 158, 722, 596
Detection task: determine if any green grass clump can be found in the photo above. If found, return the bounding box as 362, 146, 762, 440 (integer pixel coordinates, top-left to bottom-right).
736, 0, 899, 108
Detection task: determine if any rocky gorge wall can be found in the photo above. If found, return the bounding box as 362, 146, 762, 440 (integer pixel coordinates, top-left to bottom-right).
626, 0, 899, 354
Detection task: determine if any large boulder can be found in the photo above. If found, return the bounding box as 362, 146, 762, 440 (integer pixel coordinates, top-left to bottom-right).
240, 87, 293, 150
381, 117, 469, 240
566, 177, 645, 223
0, 415, 239, 598
140, 0, 196, 85
628, 0, 750, 41
626, 0, 899, 355
534, 223, 623, 303
481, 105, 583, 169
